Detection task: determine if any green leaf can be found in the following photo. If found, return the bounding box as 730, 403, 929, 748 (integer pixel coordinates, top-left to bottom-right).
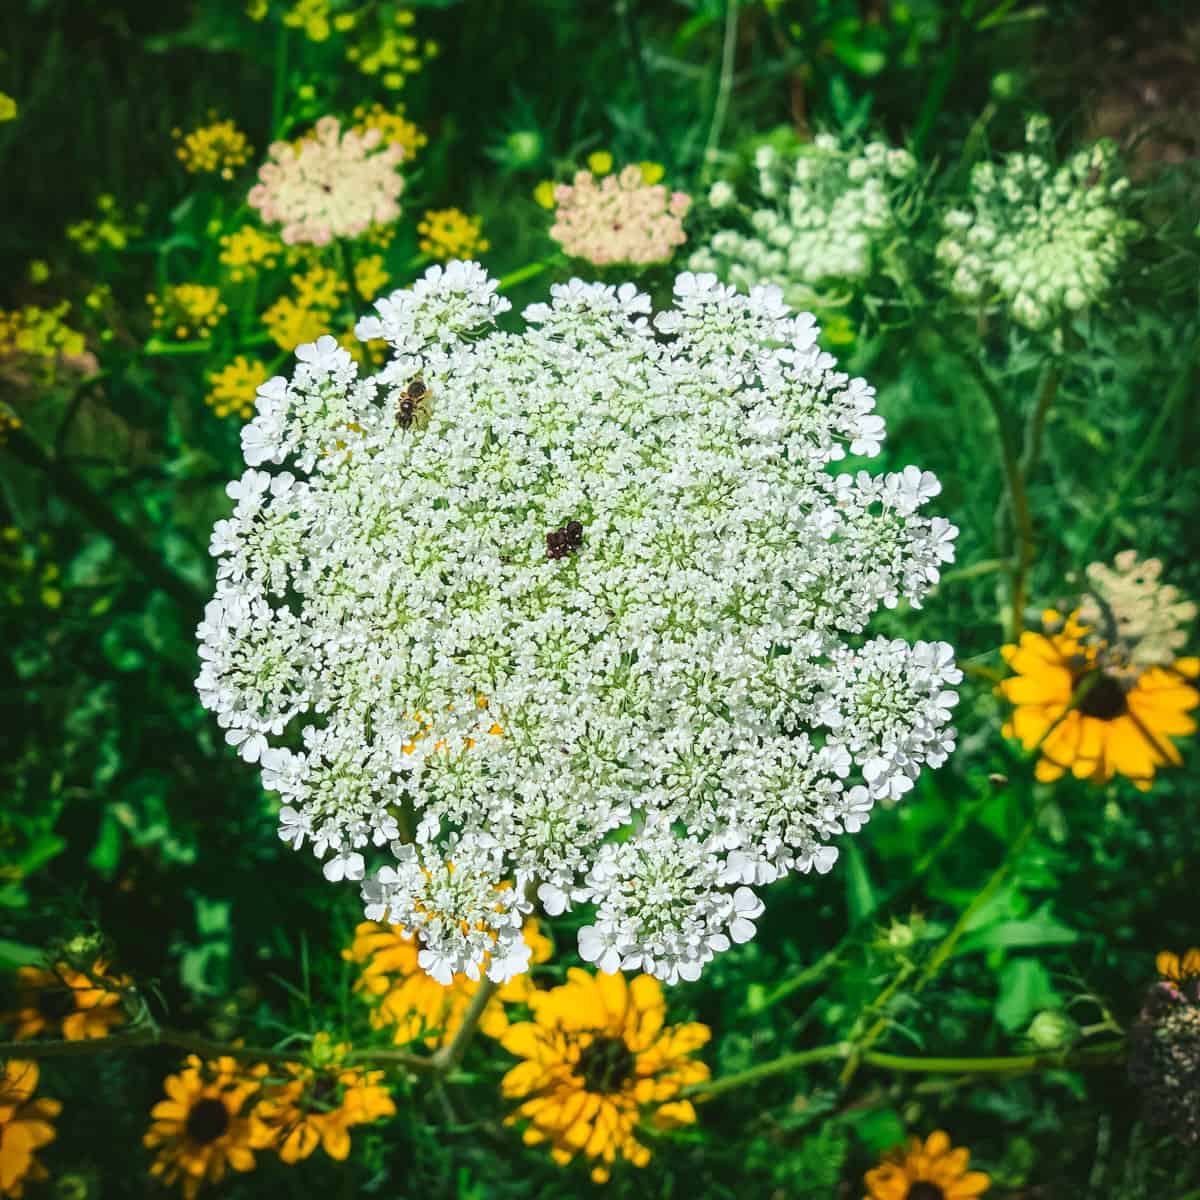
995, 957, 1057, 1032
843, 841, 878, 923
848, 1106, 907, 1153
959, 903, 1079, 954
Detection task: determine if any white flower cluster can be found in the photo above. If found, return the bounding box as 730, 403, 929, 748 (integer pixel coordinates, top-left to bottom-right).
936, 116, 1139, 330
197, 260, 961, 986
1079, 550, 1196, 672
688, 134, 917, 302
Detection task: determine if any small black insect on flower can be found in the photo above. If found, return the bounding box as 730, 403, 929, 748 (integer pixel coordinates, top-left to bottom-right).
546, 519, 584, 560
395, 378, 430, 429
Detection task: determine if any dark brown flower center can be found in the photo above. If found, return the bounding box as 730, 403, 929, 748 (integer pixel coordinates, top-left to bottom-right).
310, 1075, 337, 1106
1076, 672, 1128, 720
37, 983, 78, 1020
185, 1097, 230, 1144
577, 1035, 636, 1093
906, 1184, 946, 1200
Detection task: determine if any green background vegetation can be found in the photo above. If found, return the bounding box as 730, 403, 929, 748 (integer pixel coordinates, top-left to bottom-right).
2, 1, 1199, 1195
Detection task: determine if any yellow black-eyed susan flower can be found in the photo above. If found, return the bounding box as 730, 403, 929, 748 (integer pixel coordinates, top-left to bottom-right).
863, 1131, 990, 1200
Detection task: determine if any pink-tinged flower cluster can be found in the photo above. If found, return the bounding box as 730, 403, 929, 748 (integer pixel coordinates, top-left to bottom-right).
248, 116, 405, 246
549, 165, 691, 266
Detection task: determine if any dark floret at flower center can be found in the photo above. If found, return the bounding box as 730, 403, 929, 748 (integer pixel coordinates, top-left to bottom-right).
185, 1097, 231, 1144
37, 982, 79, 1020
310, 1075, 337, 1106
577, 1035, 636, 1093
906, 1184, 946, 1200
1076, 672, 1128, 720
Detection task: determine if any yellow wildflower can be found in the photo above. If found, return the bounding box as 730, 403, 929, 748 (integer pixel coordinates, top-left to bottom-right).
499, 968, 710, 1184
66, 194, 141, 254
0, 304, 91, 383
0, 1061, 62, 1198
219, 225, 282, 281
344, 7, 435, 90
207, 357, 272, 421
284, 0, 332, 42
147, 284, 227, 341
533, 180, 557, 210
417, 208, 490, 261
2, 959, 131, 1041
864, 1130, 990, 1199
290, 264, 345, 311
174, 117, 253, 179
262, 296, 328, 352
353, 254, 390, 300
246, 0, 269, 18
639, 161, 665, 185
352, 102, 426, 160
26, 261, 49, 285
0, 92, 16, 122
587, 150, 614, 176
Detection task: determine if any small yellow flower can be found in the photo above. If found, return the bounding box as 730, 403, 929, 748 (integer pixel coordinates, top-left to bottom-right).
206, 356, 272, 421
290, 264, 346, 312
0, 303, 90, 382
587, 150, 614, 176
417, 208, 489, 261
0, 1061, 62, 1198
245, 0, 269, 19
284, 0, 332, 42
1157, 948, 1200, 983
351, 101, 426, 160
66, 194, 141, 254
533, 180, 557, 210
499, 968, 710, 1184
174, 117, 253, 180
218, 226, 282, 282
0, 92, 17, 122
353, 254, 390, 300
639, 161, 665, 185
147, 284, 227, 341
262, 296, 328, 352
26, 261, 49, 285
864, 1130, 990, 1199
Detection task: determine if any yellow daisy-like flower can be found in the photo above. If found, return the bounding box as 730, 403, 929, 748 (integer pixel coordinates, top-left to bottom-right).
864, 1131, 990, 1199
352, 102, 427, 160
998, 609, 1199, 790
218, 226, 282, 282
206, 357, 272, 421
353, 254, 391, 301
344, 918, 552, 1048
0, 1061, 61, 1200
174, 118, 253, 180
417, 208, 490, 262
1157, 948, 1200, 983
143, 1055, 265, 1199
250, 1035, 395, 1163
2, 959, 130, 1042
147, 284, 227, 342
499, 967, 710, 1184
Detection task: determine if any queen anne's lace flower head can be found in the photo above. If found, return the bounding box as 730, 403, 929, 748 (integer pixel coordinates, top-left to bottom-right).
689, 133, 917, 301
936, 116, 1139, 330
248, 116, 406, 246
197, 261, 961, 986
549, 165, 691, 266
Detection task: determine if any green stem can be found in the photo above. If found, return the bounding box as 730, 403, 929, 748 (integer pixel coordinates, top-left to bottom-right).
616, 0, 670, 169
0, 1025, 434, 1072
1077, 334, 1198, 563
701, 0, 740, 179
3, 426, 205, 612
339, 238, 363, 311
430, 976, 500, 1072
684, 1039, 1124, 1102
937, 557, 1015, 586
838, 806, 1041, 1087
497, 260, 551, 290
271, 25, 289, 139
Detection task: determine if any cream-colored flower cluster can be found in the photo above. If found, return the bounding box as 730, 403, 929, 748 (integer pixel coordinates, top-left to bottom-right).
689, 134, 916, 302
936, 116, 1139, 330
549, 165, 691, 266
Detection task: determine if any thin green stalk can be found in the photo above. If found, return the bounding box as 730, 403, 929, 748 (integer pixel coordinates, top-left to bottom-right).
3, 426, 205, 613
838, 807, 1041, 1087
683, 1039, 1124, 1102
0, 1025, 433, 1072
271, 26, 289, 139
701, 0, 740, 179
1077, 334, 1198, 562
497, 260, 552, 290
431, 976, 501, 1072
937, 557, 1015, 586
339, 238, 363, 311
